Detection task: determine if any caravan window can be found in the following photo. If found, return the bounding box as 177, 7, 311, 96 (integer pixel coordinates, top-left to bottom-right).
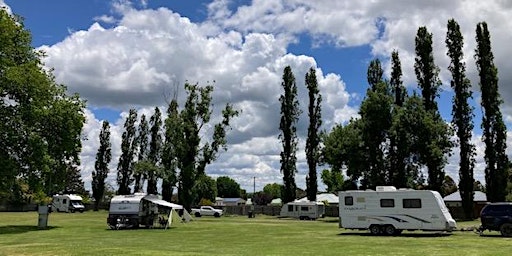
63, 199, 67, 204
301, 206, 309, 211
380, 199, 395, 208
403, 199, 422, 208
288, 205, 293, 212
344, 196, 353, 206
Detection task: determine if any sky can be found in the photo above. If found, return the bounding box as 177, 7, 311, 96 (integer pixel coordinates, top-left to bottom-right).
3, 0, 512, 194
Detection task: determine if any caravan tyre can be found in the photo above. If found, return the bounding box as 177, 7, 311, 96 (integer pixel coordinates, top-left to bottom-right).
384, 225, 396, 236
369, 225, 381, 235
500, 223, 512, 237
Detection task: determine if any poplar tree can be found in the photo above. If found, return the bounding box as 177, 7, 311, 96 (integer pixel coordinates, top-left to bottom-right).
414, 26, 452, 194
147, 107, 162, 195
446, 19, 475, 219
92, 121, 111, 211
279, 66, 301, 203
162, 99, 180, 202
305, 67, 322, 201
388, 51, 409, 188
117, 109, 138, 195
134, 114, 148, 193
475, 22, 508, 202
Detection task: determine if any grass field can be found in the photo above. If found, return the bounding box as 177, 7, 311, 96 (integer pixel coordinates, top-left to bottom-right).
0, 211, 510, 256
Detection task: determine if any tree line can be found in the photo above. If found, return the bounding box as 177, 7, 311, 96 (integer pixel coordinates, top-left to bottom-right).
320, 19, 509, 220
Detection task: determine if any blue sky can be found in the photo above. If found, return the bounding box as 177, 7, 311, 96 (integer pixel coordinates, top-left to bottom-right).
3, 0, 512, 193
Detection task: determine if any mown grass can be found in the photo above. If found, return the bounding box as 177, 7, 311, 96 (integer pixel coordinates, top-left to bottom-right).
0, 211, 509, 256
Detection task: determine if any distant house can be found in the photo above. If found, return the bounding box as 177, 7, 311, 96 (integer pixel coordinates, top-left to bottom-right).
215, 197, 246, 206
443, 191, 488, 218
297, 193, 339, 206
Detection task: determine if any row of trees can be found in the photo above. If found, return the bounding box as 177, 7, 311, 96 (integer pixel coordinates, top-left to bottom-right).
321, 20, 508, 220
0, 9, 87, 204
93, 83, 239, 211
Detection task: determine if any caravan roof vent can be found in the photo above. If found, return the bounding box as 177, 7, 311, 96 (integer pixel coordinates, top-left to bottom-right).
376, 186, 397, 192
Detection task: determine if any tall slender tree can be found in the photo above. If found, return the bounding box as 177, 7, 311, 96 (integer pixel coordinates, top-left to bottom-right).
388, 50, 409, 188
175, 83, 238, 210
360, 59, 392, 188
147, 107, 162, 195
446, 19, 476, 219
162, 99, 180, 202
475, 22, 509, 202
279, 66, 301, 203
305, 67, 322, 201
134, 114, 148, 193
117, 109, 138, 195
92, 121, 111, 211
414, 26, 452, 193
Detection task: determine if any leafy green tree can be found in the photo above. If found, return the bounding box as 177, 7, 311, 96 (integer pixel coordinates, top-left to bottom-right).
263, 183, 283, 199
0, 9, 85, 202
174, 83, 238, 210
147, 107, 162, 195
134, 114, 148, 193
305, 67, 322, 201
117, 109, 138, 195
414, 26, 452, 193
92, 121, 111, 211
279, 66, 301, 203
216, 176, 241, 198
193, 174, 217, 203
252, 191, 273, 205
161, 99, 180, 202
359, 59, 393, 188
320, 169, 345, 193
446, 19, 476, 219
388, 50, 410, 188
322, 119, 365, 186
475, 22, 509, 202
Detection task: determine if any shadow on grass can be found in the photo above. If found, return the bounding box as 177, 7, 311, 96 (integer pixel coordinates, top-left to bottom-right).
338, 232, 453, 238
0, 225, 58, 235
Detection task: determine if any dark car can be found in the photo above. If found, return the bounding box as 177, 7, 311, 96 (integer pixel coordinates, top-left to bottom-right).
478, 203, 512, 237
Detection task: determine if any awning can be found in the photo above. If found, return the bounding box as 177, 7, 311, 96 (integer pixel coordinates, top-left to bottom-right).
143, 196, 183, 209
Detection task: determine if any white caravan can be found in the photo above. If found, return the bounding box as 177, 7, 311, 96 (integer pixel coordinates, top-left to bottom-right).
51, 194, 85, 213
280, 201, 325, 220
339, 186, 456, 235
107, 193, 186, 229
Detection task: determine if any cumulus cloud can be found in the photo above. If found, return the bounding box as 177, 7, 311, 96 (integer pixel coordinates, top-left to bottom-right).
37, 0, 512, 192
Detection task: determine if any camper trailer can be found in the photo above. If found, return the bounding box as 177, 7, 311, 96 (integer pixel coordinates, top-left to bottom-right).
280, 201, 325, 220
339, 186, 456, 235
51, 194, 85, 213
107, 193, 185, 229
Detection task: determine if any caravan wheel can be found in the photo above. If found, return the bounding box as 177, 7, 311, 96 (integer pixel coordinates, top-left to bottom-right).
500, 223, 512, 237
383, 225, 396, 236
369, 225, 381, 235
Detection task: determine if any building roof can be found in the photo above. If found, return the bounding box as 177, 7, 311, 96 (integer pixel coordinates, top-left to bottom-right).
297, 193, 339, 204
222, 198, 246, 203
443, 191, 487, 202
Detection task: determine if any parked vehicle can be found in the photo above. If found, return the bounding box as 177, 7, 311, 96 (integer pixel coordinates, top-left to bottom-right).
107, 193, 184, 229
50, 194, 85, 213
477, 202, 512, 237
280, 201, 325, 220
339, 186, 457, 235
191, 206, 223, 217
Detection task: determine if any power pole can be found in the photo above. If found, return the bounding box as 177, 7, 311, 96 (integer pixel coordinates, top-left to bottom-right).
253, 177, 256, 194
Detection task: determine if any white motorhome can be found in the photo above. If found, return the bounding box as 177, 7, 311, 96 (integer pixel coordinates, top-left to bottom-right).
107, 193, 185, 229
339, 186, 457, 235
51, 194, 85, 213
280, 201, 325, 220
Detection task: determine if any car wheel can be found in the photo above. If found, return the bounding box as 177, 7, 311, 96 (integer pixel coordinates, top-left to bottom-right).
500, 223, 512, 237
214, 212, 220, 218
195, 212, 201, 217
369, 225, 381, 235
384, 225, 396, 236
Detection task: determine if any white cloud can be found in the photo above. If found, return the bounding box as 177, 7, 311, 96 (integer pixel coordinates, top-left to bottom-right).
37, 0, 512, 193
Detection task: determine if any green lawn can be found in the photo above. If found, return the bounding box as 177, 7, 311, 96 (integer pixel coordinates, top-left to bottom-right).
0, 211, 509, 256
